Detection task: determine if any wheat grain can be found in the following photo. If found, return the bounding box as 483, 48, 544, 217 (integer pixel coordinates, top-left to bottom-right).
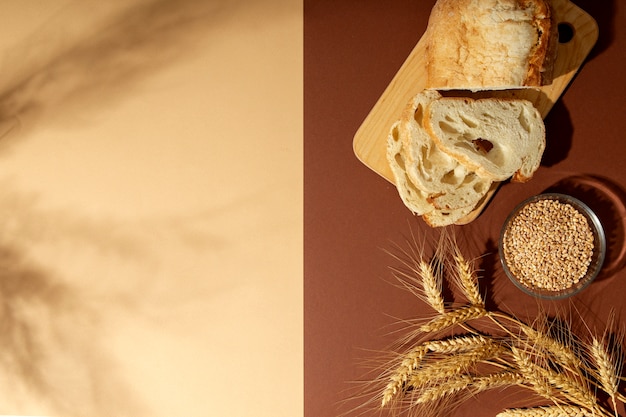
420, 305, 487, 333
497, 405, 592, 417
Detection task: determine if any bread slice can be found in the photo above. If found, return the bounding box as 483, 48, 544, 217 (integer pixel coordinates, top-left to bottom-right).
424, 96, 546, 182
386, 121, 477, 226
398, 90, 493, 210
425, 0, 557, 91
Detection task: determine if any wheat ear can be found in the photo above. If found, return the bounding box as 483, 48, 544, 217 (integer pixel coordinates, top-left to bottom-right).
511, 346, 600, 414
380, 345, 428, 407
381, 335, 491, 407
590, 336, 621, 416
420, 305, 487, 333
416, 371, 525, 404
497, 405, 593, 417
418, 258, 445, 314
520, 323, 582, 370
425, 334, 490, 354
409, 340, 505, 388
452, 247, 483, 307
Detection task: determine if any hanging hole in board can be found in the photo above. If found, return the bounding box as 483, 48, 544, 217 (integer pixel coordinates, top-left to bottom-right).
558, 22, 575, 43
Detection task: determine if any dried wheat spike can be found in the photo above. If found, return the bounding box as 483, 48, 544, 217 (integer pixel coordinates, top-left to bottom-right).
510, 346, 554, 399
380, 345, 428, 407
497, 405, 593, 417
409, 340, 505, 388
415, 374, 474, 404
419, 305, 487, 333
415, 371, 524, 404
452, 247, 483, 307
512, 346, 599, 413
590, 336, 621, 415
419, 259, 445, 314
425, 334, 490, 354
520, 323, 583, 370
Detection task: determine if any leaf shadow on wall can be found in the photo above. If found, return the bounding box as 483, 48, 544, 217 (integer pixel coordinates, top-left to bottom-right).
0, 245, 147, 416
0, 0, 251, 144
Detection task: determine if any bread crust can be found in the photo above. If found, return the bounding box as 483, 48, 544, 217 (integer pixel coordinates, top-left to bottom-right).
426, 0, 557, 90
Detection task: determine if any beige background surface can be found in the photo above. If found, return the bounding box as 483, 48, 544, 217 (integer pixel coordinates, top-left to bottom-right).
0, 0, 302, 416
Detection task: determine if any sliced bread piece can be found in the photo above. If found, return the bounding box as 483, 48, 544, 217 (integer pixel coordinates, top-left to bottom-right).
398, 90, 493, 210
386, 121, 435, 216
424, 96, 546, 182
425, 0, 557, 91
386, 121, 477, 226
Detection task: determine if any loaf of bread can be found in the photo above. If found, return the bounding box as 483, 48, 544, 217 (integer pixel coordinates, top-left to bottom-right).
425, 0, 557, 91
386, 90, 546, 227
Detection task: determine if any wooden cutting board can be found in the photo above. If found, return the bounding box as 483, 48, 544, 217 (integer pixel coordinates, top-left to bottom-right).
353, 0, 599, 225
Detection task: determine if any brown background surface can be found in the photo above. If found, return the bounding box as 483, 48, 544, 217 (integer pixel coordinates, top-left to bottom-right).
305, 1, 626, 416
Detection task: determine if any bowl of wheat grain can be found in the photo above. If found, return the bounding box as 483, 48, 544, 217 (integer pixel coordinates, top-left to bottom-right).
499, 193, 606, 300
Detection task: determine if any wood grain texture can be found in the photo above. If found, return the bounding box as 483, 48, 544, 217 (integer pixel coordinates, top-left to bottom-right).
353, 0, 599, 225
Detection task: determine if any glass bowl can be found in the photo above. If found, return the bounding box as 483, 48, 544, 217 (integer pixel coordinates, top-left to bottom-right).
499, 193, 606, 300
